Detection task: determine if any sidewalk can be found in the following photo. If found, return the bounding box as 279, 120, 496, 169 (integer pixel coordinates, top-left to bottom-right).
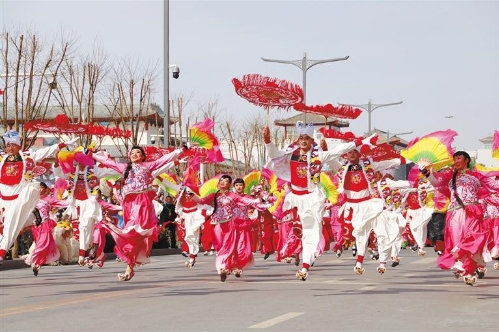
0, 248, 182, 271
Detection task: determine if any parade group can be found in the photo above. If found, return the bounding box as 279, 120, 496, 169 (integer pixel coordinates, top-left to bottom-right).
0, 121, 498, 287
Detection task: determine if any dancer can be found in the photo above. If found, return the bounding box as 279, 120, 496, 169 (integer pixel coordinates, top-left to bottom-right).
263, 121, 377, 280
372, 173, 411, 273
92, 145, 185, 281
24, 182, 64, 276
251, 184, 275, 260
334, 147, 403, 275
196, 175, 264, 282
53, 148, 117, 267
0, 130, 77, 264
481, 176, 499, 271
404, 173, 435, 256
175, 188, 212, 268
422, 151, 499, 285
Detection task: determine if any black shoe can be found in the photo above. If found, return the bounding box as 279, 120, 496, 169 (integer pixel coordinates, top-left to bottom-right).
411, 244, 419, 252
391, 261, 400, 267
263, 252, 270, 260
352, 247, 357, 257
181, 252, 188, 257
220, 271, 227, 282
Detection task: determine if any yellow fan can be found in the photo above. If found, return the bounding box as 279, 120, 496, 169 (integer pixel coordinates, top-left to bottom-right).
189, 127, 216, 149
320, 172, 339, 205
199, 175, 221, 197
155, 173, 180, 197
268, 188, 285, 214
243, 170, 261, 194
400, 131, 456, 171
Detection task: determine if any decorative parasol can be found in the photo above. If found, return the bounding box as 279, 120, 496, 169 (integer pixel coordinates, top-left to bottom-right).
493, 130, 499, 161
141, 145, 175, 162
362, 143, 401, 162
294, 102, 363, 130
319, 128, 361, 141
232, 74, 304, 125
400, 129, 457, 171
24, 114, 132, 138
293, 103, 362, 120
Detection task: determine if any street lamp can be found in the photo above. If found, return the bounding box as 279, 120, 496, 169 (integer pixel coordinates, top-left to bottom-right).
339, 99, 403, 135
262, 52, 349, 122
386, 130, 413, 146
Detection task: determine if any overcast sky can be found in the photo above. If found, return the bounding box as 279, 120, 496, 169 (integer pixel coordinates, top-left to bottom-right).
2, 0, 498, 151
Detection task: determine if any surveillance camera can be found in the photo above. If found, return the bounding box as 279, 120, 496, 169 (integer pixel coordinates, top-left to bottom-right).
172, 66, 180, 79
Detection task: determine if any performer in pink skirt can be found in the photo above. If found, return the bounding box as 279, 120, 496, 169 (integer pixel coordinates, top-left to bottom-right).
24, 182, 65, 276
423, 151, 499, 285
92, 145, 184, 281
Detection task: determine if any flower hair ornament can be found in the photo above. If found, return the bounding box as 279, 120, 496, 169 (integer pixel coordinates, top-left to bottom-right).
296, 121, 314, 138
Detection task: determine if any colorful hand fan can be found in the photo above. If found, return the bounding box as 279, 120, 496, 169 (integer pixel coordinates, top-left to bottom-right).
243, 170, 261, 195
268, 189, 285, 215
54, 178, 68, 200
475, 164, 499, 177
199, 175, 221, 197
493, 130, 499, 161
320, 172, 339, 205
189, 118, 224, 163
155, 173, 180, 197
400, 129, 457, 171
190, 127, 217, 150
261, 167, 285, 194
101, 174, 121, 187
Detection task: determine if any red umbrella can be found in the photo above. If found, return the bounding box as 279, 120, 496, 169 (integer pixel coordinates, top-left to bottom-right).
361, 143, 401, 162
294, 102, 362, 120
232, 74, 304, 125
24, 114, 132, 139
319, 127, 361, 141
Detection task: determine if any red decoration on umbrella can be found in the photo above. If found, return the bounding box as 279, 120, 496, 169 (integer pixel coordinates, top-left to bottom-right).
141, 145, 175, 162
24, 114, 132, 138
293, 103, 362, 120
361, 143, 401, 162
232, 74, 304, 125
319, 127, 361, 141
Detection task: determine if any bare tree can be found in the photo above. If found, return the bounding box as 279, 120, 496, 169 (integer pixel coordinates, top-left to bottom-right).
1, 28, 73, 148
104, 58, 158, 151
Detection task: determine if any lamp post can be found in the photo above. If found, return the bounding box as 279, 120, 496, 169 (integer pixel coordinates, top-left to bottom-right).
339, 99, 403, 135
261, 52, 349, 122
386, 130, 413, 146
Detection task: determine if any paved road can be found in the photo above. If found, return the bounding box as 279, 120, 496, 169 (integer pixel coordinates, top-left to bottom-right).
1, 249, 497, 332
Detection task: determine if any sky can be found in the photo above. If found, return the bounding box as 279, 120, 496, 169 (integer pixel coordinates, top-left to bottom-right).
2, 0, 498, 151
